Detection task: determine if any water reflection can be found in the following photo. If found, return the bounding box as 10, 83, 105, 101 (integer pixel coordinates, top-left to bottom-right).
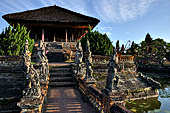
126, 73, 170, 113
125, 97, 161, 113
159, 87, 170, 98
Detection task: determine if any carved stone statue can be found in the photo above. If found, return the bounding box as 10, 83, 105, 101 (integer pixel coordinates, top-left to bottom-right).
37, 40, 48, 64
75, 41, 83, 77
39, 63, 49, 82
75, 41, 83, 64
36, 40, 49, 82
23, 40, 31, 73
86, 40, 92, 63
18, 40, 42, 110
113, 75, 119, 89
105, 49, 119, 91
23, 64, 41, 98
83, 40, 96, 83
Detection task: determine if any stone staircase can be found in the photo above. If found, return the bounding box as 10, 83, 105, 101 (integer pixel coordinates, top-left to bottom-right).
49, 63, 76, 87
46, 42, 66, 62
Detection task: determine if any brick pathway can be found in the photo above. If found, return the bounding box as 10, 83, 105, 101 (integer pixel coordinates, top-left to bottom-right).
44, 87, 96, 113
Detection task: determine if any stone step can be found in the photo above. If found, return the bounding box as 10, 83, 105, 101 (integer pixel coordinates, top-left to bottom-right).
50, 71, 72, 74
49, 68, 72, 73
47, 55, 64, 58
0, 110, 21, 113
48, 59, 65, 63
47, 52, 64, 55
46, 43, 62, 49
46, 48, 63, 52
48, 63, 72, 67
49, 65, 72, 69
0, 81, 25, 85
50, 72, 73, 77
49, 81, 76, 87
0, 70, 24, 73
50, 77, 73, 82
0, 77, 25, 81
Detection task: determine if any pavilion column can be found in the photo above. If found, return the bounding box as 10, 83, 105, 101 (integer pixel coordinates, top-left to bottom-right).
42, 28, 44, 41
35, 33, 37, 40
72, 34, 74, 41
53, 34, 56, 42
65, 29, 67, 43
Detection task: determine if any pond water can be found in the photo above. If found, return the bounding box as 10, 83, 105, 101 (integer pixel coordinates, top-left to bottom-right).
126, 73, 170, 113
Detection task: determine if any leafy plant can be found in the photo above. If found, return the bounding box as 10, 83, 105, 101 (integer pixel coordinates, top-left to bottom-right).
80, 25, 114, 55
0, 24, 34, 56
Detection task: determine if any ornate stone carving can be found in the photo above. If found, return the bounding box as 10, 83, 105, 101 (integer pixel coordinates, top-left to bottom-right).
75, 41, 83, 77
17, 41, 49, 112
37, 40, 49, 82
23, 65, 41, 98
105, 49, 119, 92
83, 40, 96, 83
37, 40, 48, 64
23, 40, 31, 73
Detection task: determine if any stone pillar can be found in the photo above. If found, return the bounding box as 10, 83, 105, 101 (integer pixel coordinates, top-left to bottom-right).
35, 33, 37, 40
65, 29, 67, 43
53, 34, 56, 42
42, 28, 44, 41
83, 39, 96, 85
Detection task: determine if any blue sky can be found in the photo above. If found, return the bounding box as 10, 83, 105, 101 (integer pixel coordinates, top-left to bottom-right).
0, 0, 170, 45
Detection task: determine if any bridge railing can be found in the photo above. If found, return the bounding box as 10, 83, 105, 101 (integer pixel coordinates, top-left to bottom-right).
92, 55, 110, 63
92, 54, 134, 64
77, 77, 132, 113
17, 40, 50, 113
73, 40, 132, 113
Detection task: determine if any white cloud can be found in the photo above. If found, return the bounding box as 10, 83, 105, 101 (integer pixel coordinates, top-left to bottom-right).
105, 32, 111, 36
94, 0, 158, 23
0, 0, 158, 23
0, 0, 39, 13
100, 26, 113, 31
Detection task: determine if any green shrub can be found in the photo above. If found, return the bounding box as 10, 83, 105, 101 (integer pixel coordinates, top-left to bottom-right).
0, 24, 34, 56
81, 25, 113, 55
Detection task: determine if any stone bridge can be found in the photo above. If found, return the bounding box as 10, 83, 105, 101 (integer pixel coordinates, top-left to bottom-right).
0, 40, 160, 113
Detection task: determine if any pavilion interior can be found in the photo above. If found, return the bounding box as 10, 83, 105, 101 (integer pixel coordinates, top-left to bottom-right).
29, 27, 87, 42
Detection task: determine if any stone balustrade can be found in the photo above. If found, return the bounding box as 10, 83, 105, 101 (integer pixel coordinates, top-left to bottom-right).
45, 41, 77, 48
117, 54, 134, 63
73, 41, 133, 113
77, 79, 132, 113
92, 54, 134, 64
92, 55, 110, 63
17, 40, 50, 113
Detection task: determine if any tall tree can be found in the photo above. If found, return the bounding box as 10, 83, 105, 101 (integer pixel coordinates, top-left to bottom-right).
116, 40, 120, 53
120, 44, 125, 54
145, 33, 152, 44
145, 33, 152, 54
126, 41, 138, 55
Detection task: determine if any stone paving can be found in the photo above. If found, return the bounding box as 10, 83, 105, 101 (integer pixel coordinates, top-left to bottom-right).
44, 87, 96, 113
